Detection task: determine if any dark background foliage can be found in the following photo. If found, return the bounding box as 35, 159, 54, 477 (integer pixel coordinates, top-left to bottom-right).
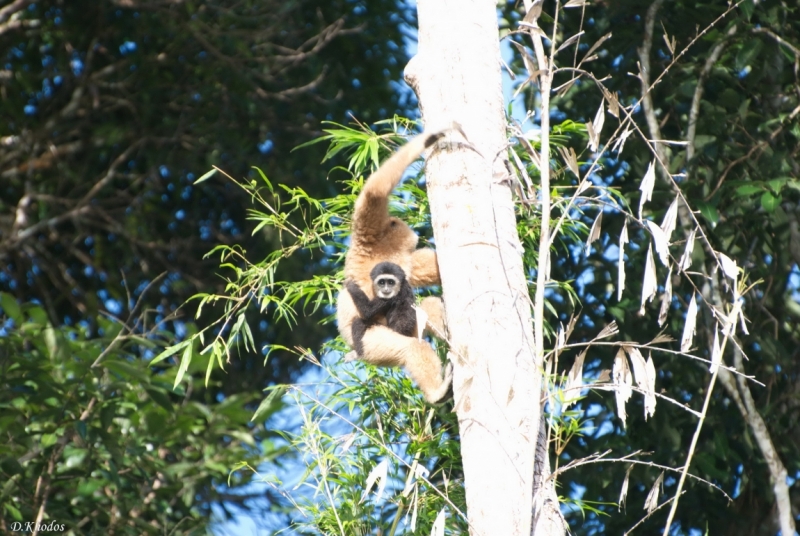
500, 0, 800, 534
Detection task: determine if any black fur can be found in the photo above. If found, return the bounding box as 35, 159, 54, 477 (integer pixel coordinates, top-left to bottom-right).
347, 262, 416, 356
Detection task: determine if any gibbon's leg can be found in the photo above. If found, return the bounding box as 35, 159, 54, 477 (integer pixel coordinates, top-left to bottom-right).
419, 296, 446, 339
406, 348, 453, 404
409, 248, 441, 287
357, 325, 417, 368
359, 326, 452, 402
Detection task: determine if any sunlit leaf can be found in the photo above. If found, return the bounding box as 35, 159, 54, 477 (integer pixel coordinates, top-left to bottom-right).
638, 161, 656, 220
680, 294, 698, 353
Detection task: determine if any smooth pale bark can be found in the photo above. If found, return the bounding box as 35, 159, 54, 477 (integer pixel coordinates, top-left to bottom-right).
406, 1, 540, 534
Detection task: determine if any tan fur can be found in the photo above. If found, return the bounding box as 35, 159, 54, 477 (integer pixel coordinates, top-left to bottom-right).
419, 296, 446, 338
337, 130, 452, 403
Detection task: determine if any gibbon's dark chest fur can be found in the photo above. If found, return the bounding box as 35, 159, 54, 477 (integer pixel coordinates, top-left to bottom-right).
346, 261, 417, 357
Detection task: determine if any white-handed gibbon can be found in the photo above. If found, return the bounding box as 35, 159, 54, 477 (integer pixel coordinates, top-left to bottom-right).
337, 129, 452, 404
347, 261, 417, 357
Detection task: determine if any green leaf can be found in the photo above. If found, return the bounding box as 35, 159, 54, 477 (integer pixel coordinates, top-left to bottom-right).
3, 502, 22, 521
735, 184, 763, 197
150, 340, 190, 366
697, 202, 719, 225
173, 342, 193, 389
767, 177, 788, 193
44, 325, 58, 358
145, 388, 173, 412
739, 0, 754, 20
194, 167, 218, 184
735, 38, 762, 70
251, 385, 287, 422
760, 191, 781, 212
41, 433, 58, 448
0, 293, 22, 323
104, 359, 151, 383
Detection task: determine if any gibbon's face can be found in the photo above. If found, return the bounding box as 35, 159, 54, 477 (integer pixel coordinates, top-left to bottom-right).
385, 217, 419, 252
373, 273, 400, 299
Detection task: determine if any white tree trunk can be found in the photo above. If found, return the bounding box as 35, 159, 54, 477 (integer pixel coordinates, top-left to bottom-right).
406, 2, 540, 534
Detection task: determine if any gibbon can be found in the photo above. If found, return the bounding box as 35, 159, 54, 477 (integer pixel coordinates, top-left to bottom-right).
347, 261, 417, 357
337, 129, 452, 404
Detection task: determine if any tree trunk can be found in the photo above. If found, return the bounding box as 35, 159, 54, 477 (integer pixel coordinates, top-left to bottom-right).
406, 1, 540, 534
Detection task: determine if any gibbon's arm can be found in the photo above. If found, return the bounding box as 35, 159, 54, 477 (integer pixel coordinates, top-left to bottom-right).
351, 130, 448, 243
409, 248, 441, 287
345, 281, 389, 320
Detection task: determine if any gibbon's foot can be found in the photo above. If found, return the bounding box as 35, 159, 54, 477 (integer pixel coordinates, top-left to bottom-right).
425, 361, 454, 405
343, 351, 359, 363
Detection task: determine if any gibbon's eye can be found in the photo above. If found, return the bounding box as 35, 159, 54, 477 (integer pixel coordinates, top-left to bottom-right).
377, 277, 395, 288
389, 220, 397, 227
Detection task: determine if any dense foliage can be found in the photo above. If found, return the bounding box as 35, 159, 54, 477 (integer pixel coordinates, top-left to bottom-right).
0, 0, 415, 533
499, 0, 800, 534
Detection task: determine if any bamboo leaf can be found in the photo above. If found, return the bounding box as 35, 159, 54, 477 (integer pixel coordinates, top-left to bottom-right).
680, 294, 698, 353
638, 161, 656, 220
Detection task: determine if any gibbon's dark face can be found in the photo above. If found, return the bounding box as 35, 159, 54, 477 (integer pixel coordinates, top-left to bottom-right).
370, 262, 406, 299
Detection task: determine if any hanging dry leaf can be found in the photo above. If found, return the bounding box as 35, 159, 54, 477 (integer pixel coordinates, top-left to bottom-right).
645, 353, 657, 418
638, 161, 656, 220
402, 460, 418, 497
649, 332, 675, 345
710, 328, 722, 374
564, 0, 587, 7
619, 464, 634, 511
431, 508, 446, 536
510, 146, 535, 199
361, 458, 389, 503
414, 305, 428, 341
340, 432, 357, 454
679, 229, 695, 271
585, 211, 603, 255
618, 221, 629, 302
738, 306, 750, 335
557, 145, 579, 177
523, 0, 544, 22
375, 410, 385, 442
662, 31, 676, 56
680, 294, 698, 352
585, 31, 613, 61
718, 252, 739, 282
409, 486, 419, 530
625, 347, 657, 419
639, 244, 658, 315
564, 349, 587, 409
565, 314, 580, 341
593, 100, 606, 144
645, 220, 670, 267
612, 125, 632, 154
556, 31, 585, 54
644, 471, 664, 513
602, 86, 620, 118
658, 267, 673, 327
613, 348, 633, 428
661, 197, 679, 240
587, 119, 599, 152
596, 320, 619, 340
